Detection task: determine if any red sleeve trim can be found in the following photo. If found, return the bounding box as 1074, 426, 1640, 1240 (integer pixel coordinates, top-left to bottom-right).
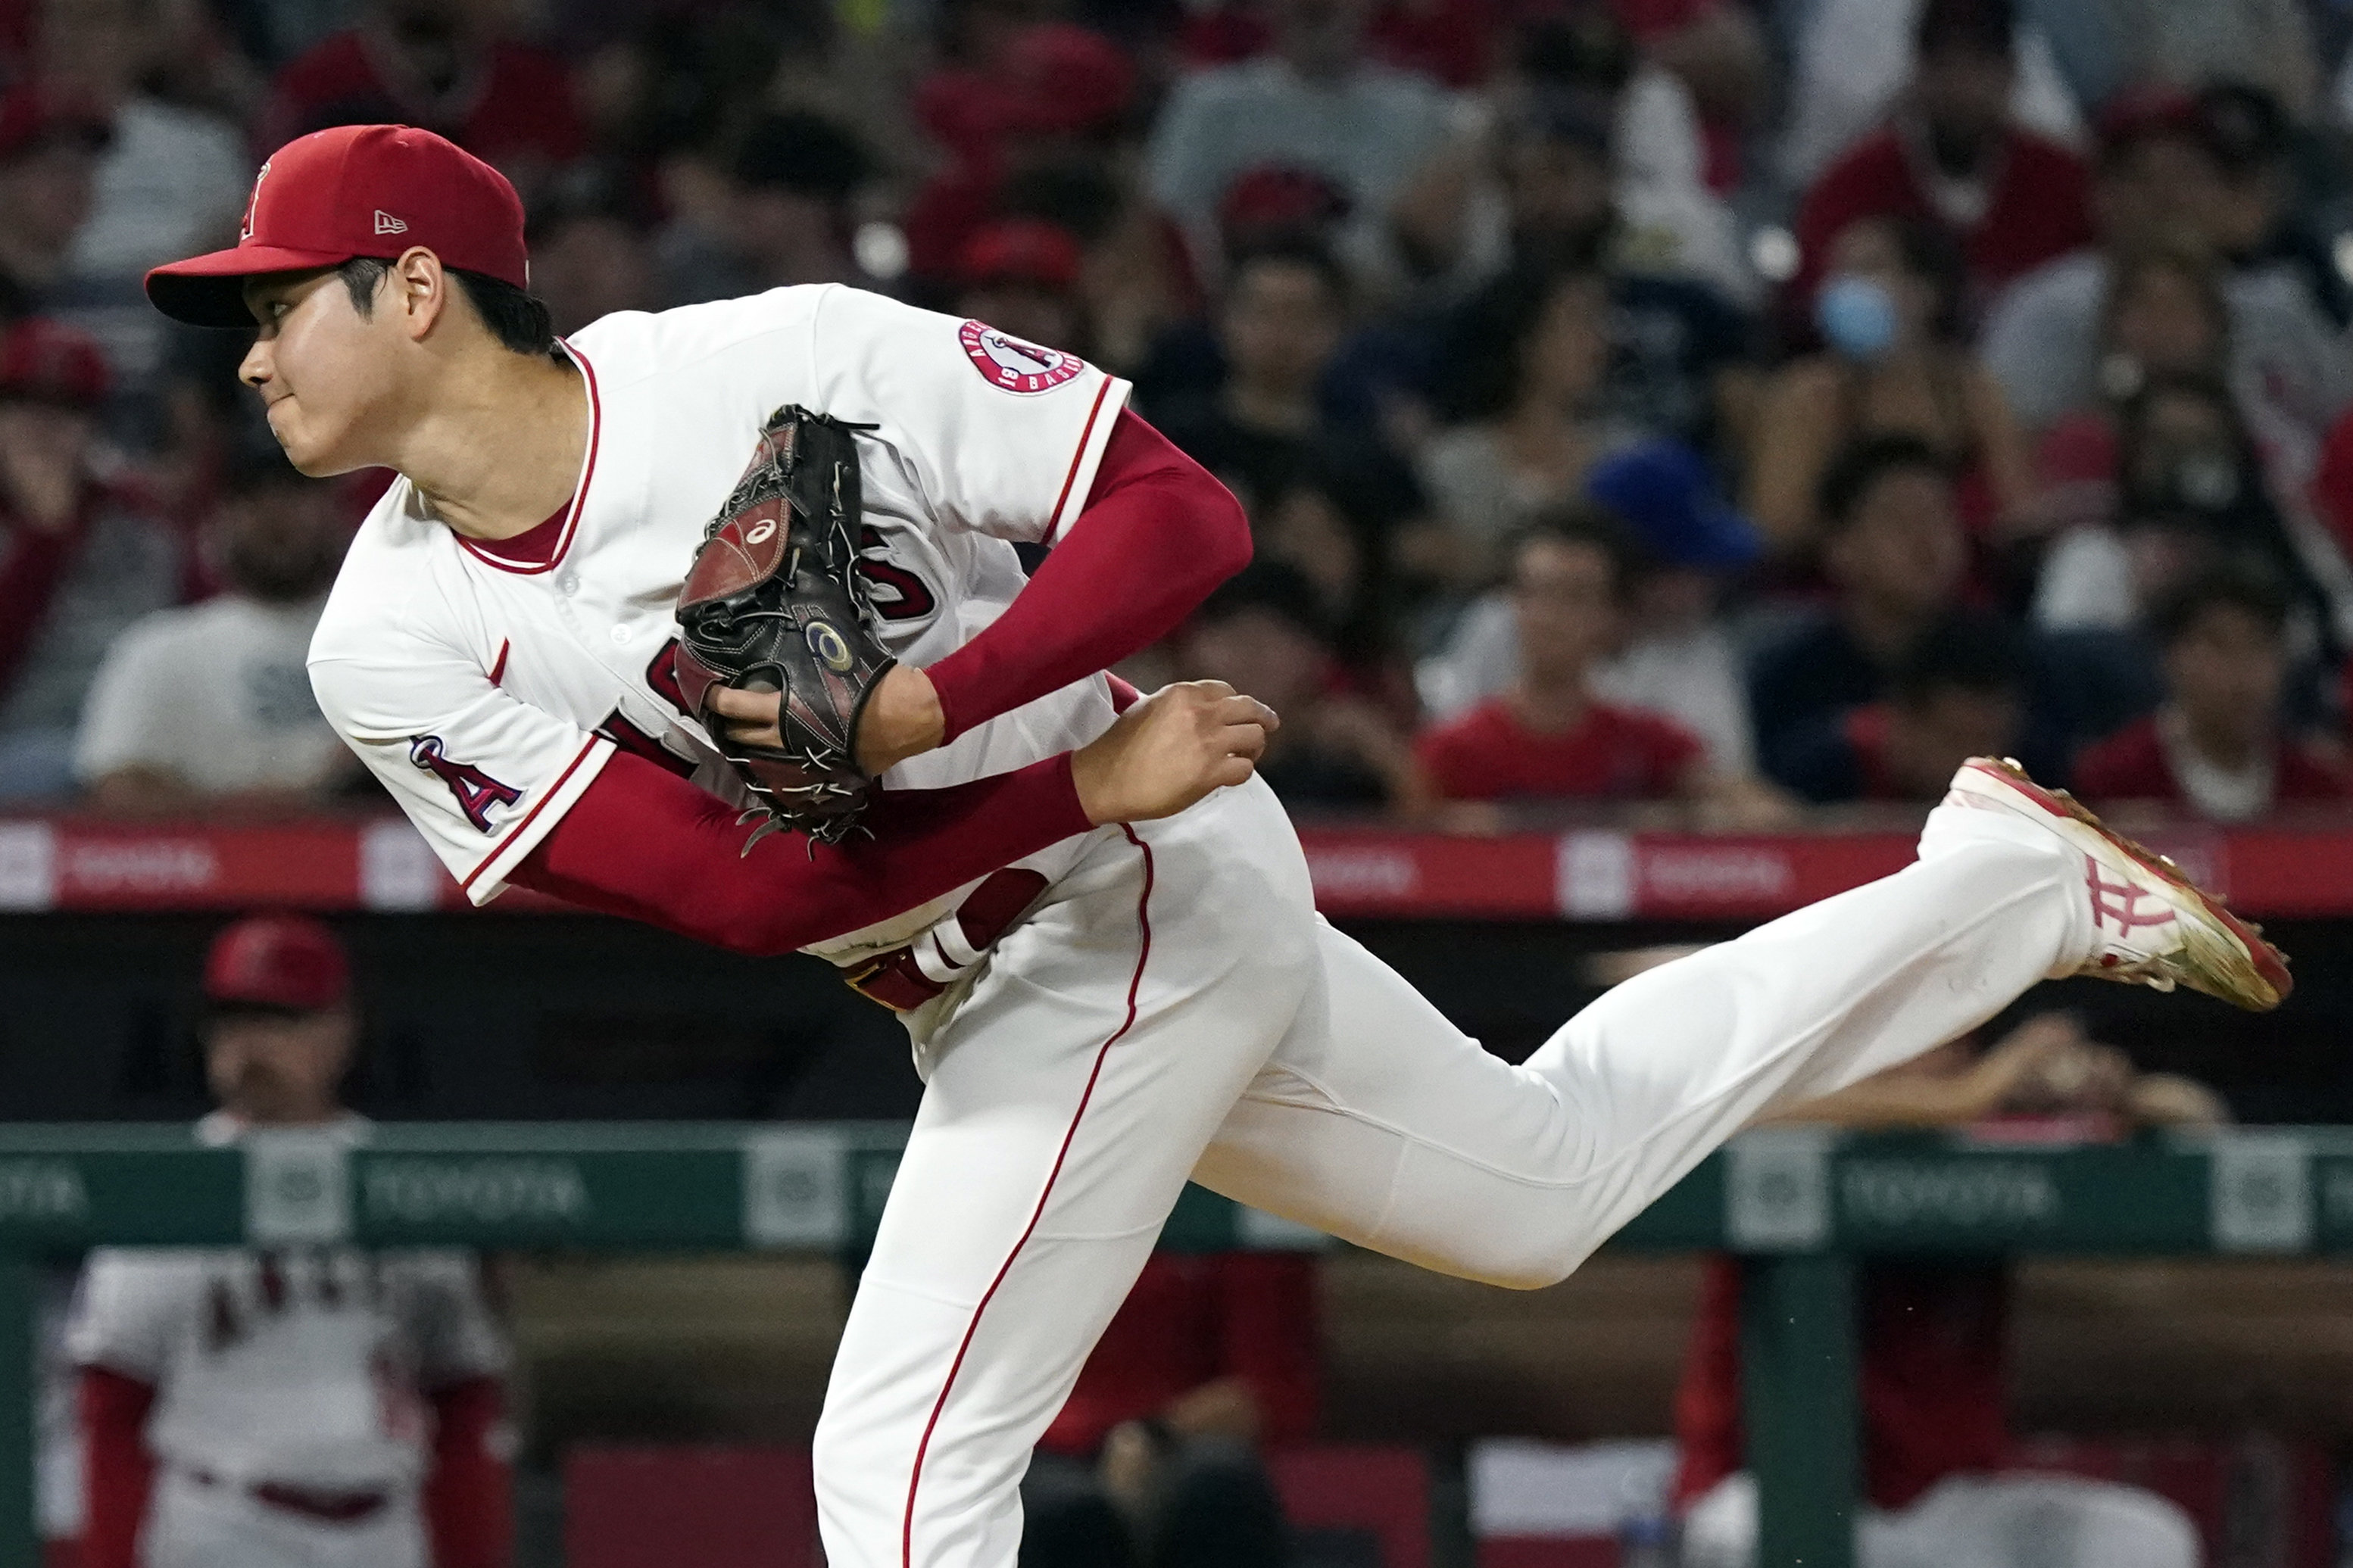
487, 640, 510, 687
1043, 378, 1116, 547
459, 736, 604, 895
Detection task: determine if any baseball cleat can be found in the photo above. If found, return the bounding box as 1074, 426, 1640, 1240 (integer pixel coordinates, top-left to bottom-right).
1941, 756, 2292, 1012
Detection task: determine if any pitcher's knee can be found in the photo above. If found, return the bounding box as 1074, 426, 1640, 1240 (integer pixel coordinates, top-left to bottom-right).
810, 1402, 898, 1532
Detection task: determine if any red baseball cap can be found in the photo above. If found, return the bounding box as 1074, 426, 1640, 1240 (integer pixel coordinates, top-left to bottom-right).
147, 123, 528, 329
958, 219, 1083, 291
204, 915, 351, 1012
0, 318, 109, 407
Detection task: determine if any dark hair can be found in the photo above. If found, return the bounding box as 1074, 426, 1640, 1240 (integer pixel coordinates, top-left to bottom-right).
1512, 500, 1646, 600
1194, 560, 1333, 643
1894, 616, 2027, 708
2149, 560, 2290, 647
1437, 263, 1609, 422
1816, 433, 1954, 532
732, 111, 871, 202
338, 257, 559, 360
1225, 238, 1350, 314
1915, 0, 2012, 57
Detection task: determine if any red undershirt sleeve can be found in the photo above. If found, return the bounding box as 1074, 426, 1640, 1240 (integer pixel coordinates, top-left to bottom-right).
509, 748, 1095, 955
424, 1376, 512, 1568
922, 408, 1251, 744
77, 1365, 156, 1568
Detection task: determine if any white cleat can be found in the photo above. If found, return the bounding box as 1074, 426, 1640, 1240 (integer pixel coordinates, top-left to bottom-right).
1941, 756, 2292, 1012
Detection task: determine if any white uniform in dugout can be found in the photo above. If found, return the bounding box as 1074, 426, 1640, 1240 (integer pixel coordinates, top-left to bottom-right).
309, 284, 2280, 1566
67, 1119, 506, 1568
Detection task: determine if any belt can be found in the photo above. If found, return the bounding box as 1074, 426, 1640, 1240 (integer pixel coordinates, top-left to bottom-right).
844, 868, 1047, 1012
187, 1469, 392, 1524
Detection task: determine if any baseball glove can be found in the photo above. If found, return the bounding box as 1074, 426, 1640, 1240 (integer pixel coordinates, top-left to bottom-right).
673, 405, 895, 853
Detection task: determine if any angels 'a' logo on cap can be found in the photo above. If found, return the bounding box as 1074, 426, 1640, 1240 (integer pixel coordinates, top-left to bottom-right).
239, 159, 270, 243
958, 320, 1084, 394
374, 210, 409, 235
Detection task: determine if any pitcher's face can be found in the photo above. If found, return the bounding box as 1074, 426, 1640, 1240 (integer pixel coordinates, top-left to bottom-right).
239, 267, 407, 476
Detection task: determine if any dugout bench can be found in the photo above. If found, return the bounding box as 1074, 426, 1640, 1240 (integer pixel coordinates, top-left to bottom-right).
0, 1121, 2335, 1568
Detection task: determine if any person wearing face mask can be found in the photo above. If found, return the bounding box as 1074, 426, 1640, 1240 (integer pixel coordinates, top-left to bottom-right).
1746, 214, 2031, 556
73, 438, 357, 814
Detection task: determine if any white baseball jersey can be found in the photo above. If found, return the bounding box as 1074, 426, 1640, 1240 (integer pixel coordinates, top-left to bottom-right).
65, 1117, 507, 1493
307, 286, 1131, 960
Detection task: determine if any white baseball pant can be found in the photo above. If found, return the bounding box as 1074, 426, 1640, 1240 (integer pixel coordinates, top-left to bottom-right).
140, 1469, 423, 1568
815, 778, 2094, 1566
1680, 1470, 2202, 1568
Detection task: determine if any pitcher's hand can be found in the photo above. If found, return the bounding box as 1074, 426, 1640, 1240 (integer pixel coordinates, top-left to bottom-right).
1071, 680, 1276, 825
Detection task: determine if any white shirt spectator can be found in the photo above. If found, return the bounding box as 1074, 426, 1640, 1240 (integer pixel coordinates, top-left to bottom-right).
1982, 251, 2353, 472
1146, 55, 1462, 282
74, 594, 342, 794
1777, 0, 2083, 188
70, 99, 250, 279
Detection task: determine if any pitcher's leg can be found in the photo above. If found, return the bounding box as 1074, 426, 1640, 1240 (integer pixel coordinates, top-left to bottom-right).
1197, 811, 2087, 1288
816, 790, 1318, 1568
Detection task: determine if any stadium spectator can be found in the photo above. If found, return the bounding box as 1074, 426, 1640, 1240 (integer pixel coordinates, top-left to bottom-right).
1447, 95, 1759, 442
2096, 0, 2316, 120
45, 0, 247, 283
260, 0, 585, 189
2034, 373, 2346, 644
1983, 95, 2350, 449
1771, 618, 2030, 804
1749, 436, 1969, 788
1747, 214, 2030, 554
2071, 565, 2347, 819
0, 317, 179, 802
953, 219, 1091, 362
660, 112, 875, 306
0, 86, 112, 322
1412, 505, 1780, 824
523, 170, 657, 339
1776, 0, 2084, 194
1418, 438, 1765, 778
68, 915, 512, 1568
1419, 267, 1634, 585
1179, 562, 1416, 811
1145, 0, 1464, 289
1024, 1251, 1319, 1568
1254, 445, 1420, 701
74, 445, 351, 815
1674, 1011, 2215, 1568
1151, 241, 1350, 519
1790, 0, 2092, 313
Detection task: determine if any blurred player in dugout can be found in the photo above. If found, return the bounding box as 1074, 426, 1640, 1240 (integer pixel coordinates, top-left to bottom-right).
64, 915, 513, 1568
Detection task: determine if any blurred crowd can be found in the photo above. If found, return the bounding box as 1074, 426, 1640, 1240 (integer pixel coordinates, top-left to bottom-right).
8, 0, 2353, 828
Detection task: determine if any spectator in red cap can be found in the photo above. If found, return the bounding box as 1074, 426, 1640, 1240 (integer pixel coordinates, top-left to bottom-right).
75, 438, 354, 815
67, 912, 515, 1568
1146, 0, 1465, 290
1983, 86, 2351, 439
954, 218, 1089, 362
260, 0, 585, 192
0, 316, 181, 801
1790, 0, 2092, 316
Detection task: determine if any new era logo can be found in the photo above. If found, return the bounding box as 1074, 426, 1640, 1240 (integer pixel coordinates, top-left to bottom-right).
373, 210, 409, 235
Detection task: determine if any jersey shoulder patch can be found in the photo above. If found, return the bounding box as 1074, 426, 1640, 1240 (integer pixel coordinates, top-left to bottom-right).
957, 320, 1087, 395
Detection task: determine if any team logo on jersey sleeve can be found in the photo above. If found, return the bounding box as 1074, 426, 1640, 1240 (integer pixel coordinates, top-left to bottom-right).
959, 320, 1084, 394
409, 736, 521, 832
